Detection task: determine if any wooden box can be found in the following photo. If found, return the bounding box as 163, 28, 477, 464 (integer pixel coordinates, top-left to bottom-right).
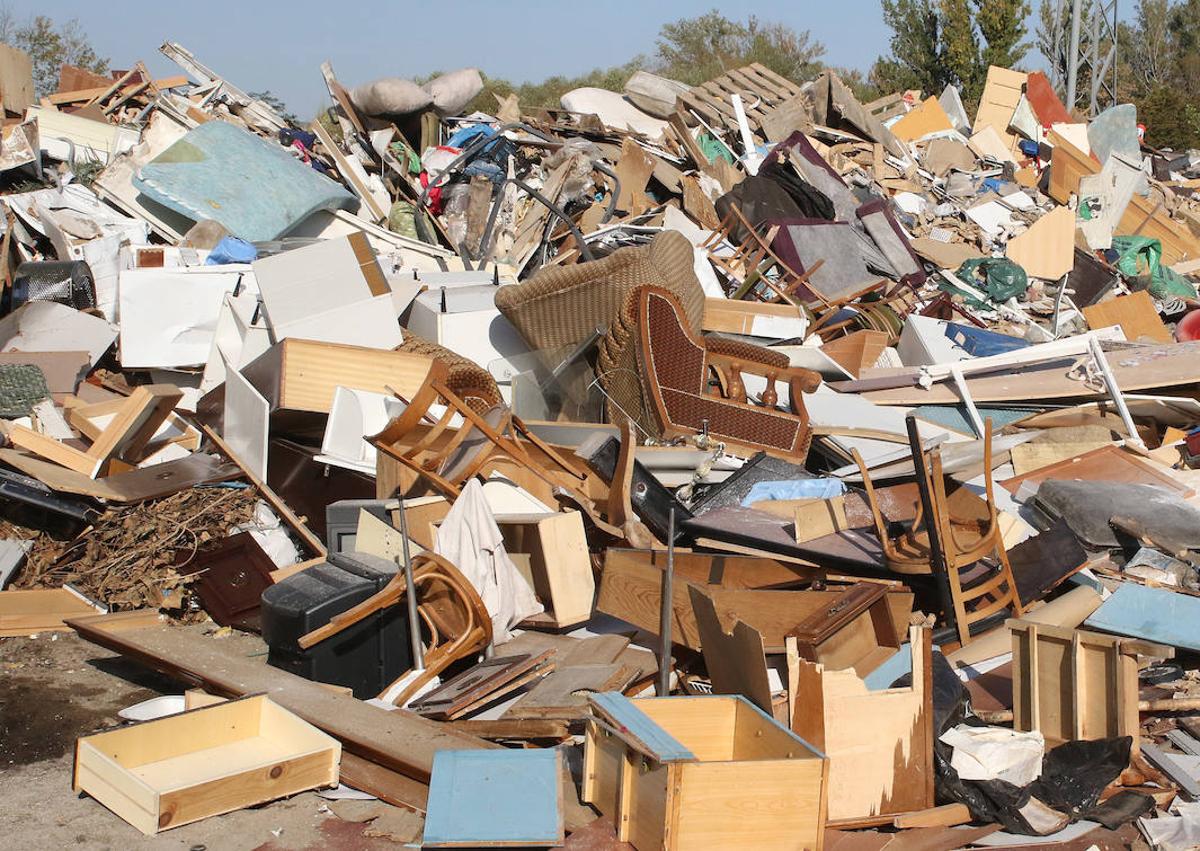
74, 694, 341, 834
583, 693, 827, 850
495, 512, 595, 628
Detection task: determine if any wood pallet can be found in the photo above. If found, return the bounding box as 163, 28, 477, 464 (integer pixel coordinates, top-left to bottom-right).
678, 63, 807, 143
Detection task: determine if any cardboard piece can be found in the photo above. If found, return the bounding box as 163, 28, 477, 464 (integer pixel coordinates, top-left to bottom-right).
1005, 206, 1075, 280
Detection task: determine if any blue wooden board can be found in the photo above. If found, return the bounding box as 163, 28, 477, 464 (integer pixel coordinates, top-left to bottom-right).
133, 121, 355, 242
862, 642, 942, 691
423, 748, 562, 847
589, 692, 694, 762
1085, 583, 1200, 652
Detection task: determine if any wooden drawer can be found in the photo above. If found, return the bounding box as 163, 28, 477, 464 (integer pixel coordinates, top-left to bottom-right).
583, 693, 827, 850
74, 693, 340, 834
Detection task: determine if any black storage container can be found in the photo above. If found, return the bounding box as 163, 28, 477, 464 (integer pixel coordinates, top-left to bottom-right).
260, 551, 412, 698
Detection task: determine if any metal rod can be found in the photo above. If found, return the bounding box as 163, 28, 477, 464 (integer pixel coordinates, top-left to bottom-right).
395, 501, 424, 669
1088, 334, 1143, 449
1066, 0, 1084, 109
905, 415, 957, 636
657, 507, 676, 696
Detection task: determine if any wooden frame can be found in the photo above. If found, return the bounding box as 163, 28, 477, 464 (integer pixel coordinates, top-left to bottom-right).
1009, 619, 1172, 753
9, 384, 182, 478
74, 694, 340, 834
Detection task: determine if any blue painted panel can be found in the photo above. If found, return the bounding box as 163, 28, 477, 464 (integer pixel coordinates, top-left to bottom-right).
133, 121, 356, 242
1085, 583, 1200, 651
423, 748, 562, 846
589, 692, 694, 762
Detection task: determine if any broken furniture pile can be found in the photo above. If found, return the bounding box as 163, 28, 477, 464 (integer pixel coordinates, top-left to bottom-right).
4, 37, 1200, 849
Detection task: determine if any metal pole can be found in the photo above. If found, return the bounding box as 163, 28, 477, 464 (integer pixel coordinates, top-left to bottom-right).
657, 507, 676, 696
905, 415, 957, 636
395, 502, 424, 669
1066, 0, 1084, 110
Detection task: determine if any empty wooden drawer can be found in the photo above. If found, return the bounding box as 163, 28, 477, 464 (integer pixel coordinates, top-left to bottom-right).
583, 692, 828, 850
74, 694, 340, 834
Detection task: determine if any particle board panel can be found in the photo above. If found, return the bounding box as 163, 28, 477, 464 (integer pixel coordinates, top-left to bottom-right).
239, 339, 436, 414
1082, 291, 1172, 344
423, 749, 564, 848
1084, 582, 1200, 653
701, 297, 808, 338
0, 44, 34, 113
0, 588, 99, 636
1005, 205, 1075, 280
1000, 444, 1193, 497
495, 512, 595, 628
792, 626, 934, 824
688, 585, 773, 713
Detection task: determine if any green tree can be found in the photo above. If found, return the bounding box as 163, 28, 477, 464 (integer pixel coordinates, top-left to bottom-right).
874, 0, 1030, 106
1128, 0, 1175, 93
974, 0, 1031, 72
654, 11, 825, 86
1138, 84, 1200, 149
941, 0, 982, 100
249, 90, 298, 127
0, 12, 108, 98
872, 0, 949, 95
1168, 0, 1200, 97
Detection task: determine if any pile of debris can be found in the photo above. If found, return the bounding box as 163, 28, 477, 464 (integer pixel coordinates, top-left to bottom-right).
4, 37, 1200, 850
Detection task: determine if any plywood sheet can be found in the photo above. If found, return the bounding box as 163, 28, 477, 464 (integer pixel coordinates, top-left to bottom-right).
891, 96, 953, 142
1000, 444, 1193, 497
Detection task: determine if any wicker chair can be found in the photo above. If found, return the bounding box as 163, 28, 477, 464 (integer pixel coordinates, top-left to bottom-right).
495, 230, 706, 353
631, 286, 822, 460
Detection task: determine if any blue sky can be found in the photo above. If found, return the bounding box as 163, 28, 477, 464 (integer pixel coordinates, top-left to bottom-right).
15, 0, 1053, 117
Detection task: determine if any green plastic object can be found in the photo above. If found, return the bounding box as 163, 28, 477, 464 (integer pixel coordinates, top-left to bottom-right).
697, 132, 735, 164
951, 257, 1030, 305
1111, 236, 1197, 300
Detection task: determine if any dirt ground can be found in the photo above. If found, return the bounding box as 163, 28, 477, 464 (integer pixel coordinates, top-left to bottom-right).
0, 630, 419, 850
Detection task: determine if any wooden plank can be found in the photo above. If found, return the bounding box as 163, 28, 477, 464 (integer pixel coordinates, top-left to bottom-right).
65, 614, 493, 783
0, 449, 238, 503
504, 664, 636, 720
1083, 291, 1172, 343
892, 803, 972, 829
310, 118, 387, 222
701, 297, 807, 337
45, 75, 189, 105
1141, 743, 1200, 798
859, 340, 1200, 405
0, 588, 98, 636
688, 586, 773, 713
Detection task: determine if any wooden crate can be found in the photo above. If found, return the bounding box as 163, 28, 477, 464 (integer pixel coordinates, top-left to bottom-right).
583, 693, 827, 850
74, 694, 341, 834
